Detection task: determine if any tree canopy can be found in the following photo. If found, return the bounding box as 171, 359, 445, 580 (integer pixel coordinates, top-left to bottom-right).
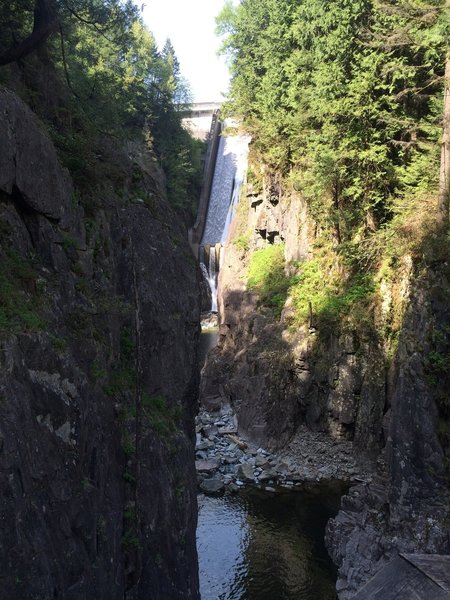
0, 0, 203, 216
218, 0, 450, 237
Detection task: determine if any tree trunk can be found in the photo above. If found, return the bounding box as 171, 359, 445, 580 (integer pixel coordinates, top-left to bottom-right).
332, 179, 342, 245
0, 0, 57, 67
438, 52, 450, 226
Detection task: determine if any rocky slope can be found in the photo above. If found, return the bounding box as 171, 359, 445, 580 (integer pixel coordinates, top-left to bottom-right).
202, 168, 450, 597
0, 88, 201, 599
326, 268, 450, 598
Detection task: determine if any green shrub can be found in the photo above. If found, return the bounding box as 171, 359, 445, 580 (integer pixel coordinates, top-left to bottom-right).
247, 244, 295, 317
290, 255, 375, 333
62, 233, 79, 252
234, 230, 252, 252
142, 394, 181, 436
103, 328, 135, 396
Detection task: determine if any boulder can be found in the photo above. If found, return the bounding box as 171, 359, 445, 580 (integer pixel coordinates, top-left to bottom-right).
237, 463, 254, 482
258, 469, 278, 482
195, 459, 220, 474
200, 478, 225, 495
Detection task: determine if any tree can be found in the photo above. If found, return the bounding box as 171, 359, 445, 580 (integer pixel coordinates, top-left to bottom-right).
438, 55, 450, 223
0, 0, 138, 67
218, 0, 449, 239
0, 0, 202, 218
372, 0, 450, 225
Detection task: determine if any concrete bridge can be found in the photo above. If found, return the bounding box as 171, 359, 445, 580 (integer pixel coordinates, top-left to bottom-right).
181, 102, 222, 140
352, 554, 450, 599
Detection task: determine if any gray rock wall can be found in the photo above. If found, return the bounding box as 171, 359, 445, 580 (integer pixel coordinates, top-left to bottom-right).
205, 167, 449, 598
0, 89, 201, 599
204, 179, 385, 453
326, 272, 450, 598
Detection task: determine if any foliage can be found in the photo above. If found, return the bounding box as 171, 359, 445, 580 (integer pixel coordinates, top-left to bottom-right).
245, 239, 374, 329
294, 266, 375, 332
233, 229, 252, 252
142, 393, 181, 436
0, 0, 202, 217
218, 0, 449, 240
122, 505, 140, 550
103, 327, 135, 396
247, 244, 296, 317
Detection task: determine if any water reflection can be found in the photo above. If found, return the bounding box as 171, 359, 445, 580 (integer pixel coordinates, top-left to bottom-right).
199, 328, 219, 369
197, 495, 249, 599
197, 485, 342, 600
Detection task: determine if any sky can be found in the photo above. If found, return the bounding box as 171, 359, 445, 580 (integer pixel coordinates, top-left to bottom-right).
141, 0, 232, 103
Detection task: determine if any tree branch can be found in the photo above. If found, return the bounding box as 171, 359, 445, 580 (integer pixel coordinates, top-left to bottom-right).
0, 0, 58, 67
59, 25, 80, 99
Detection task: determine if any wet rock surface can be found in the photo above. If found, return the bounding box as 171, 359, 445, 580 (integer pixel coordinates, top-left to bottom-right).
200, 312, 219, 330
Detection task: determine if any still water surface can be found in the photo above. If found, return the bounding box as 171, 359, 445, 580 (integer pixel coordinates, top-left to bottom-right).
197, 485, 342, 600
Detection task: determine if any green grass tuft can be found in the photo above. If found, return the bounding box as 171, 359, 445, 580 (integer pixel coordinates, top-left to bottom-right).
247, 244, 296, 317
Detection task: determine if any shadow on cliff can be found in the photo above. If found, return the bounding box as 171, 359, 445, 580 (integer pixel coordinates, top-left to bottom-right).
325, 225, 450, 598
205, 219, 450, 492
380, 226, 450, 513
208, 263, 384, 455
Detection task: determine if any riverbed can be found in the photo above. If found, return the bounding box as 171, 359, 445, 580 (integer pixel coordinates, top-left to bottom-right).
197, 484, 344, 600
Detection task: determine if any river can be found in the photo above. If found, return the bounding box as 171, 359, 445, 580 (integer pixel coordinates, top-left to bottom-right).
197, 483, 344, 600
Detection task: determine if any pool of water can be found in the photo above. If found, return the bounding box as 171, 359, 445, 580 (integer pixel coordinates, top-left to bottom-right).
197, 484, 344, 600
199, 328, 219, 368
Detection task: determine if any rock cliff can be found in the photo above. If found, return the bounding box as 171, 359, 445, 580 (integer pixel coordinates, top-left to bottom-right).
326, 267, 450, 598
203, 178, 385, 453
0, 88, 200, 599
202, 165, 450, 596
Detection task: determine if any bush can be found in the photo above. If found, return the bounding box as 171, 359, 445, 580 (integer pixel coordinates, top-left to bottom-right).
142, 394, 181, 436
0, 250, 45, 334
247, 244, 296, 317
290, 254, 375, 333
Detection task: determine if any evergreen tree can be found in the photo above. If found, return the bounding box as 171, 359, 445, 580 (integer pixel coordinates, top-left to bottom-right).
0, 0, 202, 217
217, 0, 449, 236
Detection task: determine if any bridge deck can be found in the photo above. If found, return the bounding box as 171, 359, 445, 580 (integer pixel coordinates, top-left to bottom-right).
352, 554, 450, 599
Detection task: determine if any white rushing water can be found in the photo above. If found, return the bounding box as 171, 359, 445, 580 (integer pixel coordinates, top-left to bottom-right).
200, 128, 250, 312
201, 132, 250, 245
200, 257, 218, 313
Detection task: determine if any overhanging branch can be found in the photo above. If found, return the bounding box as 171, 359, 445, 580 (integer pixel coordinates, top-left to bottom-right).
0, 0, 58, 67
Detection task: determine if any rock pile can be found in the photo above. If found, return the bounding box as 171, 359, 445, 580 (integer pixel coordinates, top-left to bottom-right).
195, 405, 374, 495
200, 312, 218, 330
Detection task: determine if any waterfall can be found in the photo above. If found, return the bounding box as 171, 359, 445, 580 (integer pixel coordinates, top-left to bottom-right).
199, 123, 250, 313
200, 249, 218, 313
208, 248, 218, 313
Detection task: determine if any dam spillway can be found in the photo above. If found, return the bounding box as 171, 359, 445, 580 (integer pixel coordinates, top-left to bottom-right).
201, 132, 250, 246
199, 123, 250, 312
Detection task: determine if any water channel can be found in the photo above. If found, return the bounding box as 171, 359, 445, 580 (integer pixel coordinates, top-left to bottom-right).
196, 124, 342, 600
197, 325, 344, 599
197, 484, 344, 600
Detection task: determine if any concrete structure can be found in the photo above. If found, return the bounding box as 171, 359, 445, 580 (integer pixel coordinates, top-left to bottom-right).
181, 102, 222, 140
352, 554, 450, 599
189, 110, 222, 256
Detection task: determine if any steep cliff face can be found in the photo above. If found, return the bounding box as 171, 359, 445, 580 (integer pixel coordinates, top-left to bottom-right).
326, 266, 450, 598
203, 162, 449, 596
203, 177, 385, 454
0, 88, 200, 599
